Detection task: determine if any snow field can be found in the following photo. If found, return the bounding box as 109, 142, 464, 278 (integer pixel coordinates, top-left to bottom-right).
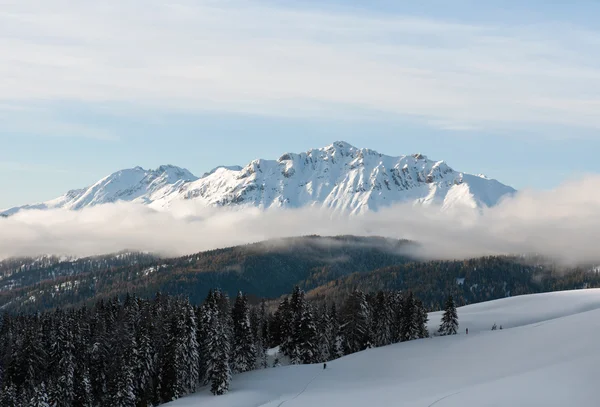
170, 289, 600, 406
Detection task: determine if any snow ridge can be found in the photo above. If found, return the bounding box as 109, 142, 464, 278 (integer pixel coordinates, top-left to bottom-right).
1, 142, 515, 215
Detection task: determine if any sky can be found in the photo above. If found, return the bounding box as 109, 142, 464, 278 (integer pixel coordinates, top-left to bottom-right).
1, 0, 600, 209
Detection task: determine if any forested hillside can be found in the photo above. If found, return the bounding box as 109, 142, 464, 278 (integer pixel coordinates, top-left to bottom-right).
1, 236, 599, 314
0, 236, 413, 312
0, 286, 438, 405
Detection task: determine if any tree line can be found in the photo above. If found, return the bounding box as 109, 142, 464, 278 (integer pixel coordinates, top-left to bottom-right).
0, 287, 458, 406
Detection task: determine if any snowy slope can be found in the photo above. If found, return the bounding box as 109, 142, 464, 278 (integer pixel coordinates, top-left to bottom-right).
169, 289, 600, 407
2, 142, 515, 215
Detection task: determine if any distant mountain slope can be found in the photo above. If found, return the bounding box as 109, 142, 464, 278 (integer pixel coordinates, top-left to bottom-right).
1, 142, 515, 216
2, 235, 598, 314
1, 165, 197, 216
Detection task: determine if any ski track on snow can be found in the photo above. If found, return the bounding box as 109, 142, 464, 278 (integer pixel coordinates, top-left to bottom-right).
275, 370, 322, 407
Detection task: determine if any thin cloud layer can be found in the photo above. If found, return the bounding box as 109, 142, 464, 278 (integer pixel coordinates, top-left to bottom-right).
2, 176, 600, 264
1, 0, 600, 132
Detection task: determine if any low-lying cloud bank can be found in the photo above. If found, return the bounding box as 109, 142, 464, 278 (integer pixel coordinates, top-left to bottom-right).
2, 176, 600, 263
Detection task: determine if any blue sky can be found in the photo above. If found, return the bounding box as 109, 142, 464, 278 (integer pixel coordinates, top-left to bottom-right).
1, 0, 600, 208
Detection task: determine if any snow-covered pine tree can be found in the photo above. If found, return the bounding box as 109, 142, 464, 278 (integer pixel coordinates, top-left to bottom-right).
390, 291, 404, 343
316, 303, 333, 362
330, 304, 344, 360
400, 292, 419, 342
273, 297, 292, 354
17, 319, 47, 397
179, 300, 200, 395
110, 320, 137, 407
89, 305, 110, 405
341, 290, 371, 355
206, 301, 232, 396
76, 369, 94, 407
159, 313, 180, 403
286, 286, 305, 362
197, 290, 215, 386
251, 299, 269, 370
135, 307, 156, 405
50, 311, 75, 407
372, 291, 395, 347
414, 299, 430, 339
296, 300, 318, 365
0, 382, 17, 407
30, 382, 50, 407
232, 292, 257, 373
438, 295, 459, 336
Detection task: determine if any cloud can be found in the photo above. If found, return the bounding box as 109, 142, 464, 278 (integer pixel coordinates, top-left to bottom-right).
2, 176, 600, 264
1, 1, 599, 133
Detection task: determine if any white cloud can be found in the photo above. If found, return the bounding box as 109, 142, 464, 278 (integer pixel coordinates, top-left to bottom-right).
0, 0, 599, 132
3, 176, 600, 264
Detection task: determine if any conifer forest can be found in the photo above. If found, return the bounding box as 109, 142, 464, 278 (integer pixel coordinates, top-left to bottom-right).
0, 286, 455, 406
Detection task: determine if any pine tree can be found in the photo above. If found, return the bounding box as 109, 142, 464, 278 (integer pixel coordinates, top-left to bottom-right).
205, 292, 232, 396
179, 300, 200, 395
76, 370, 94, 407
273, 298, 292, 354
316, 304, 333, 362
341, 290, 371, 355
231, 292, 256, 373
414, 299, 430, 339
372, 291, 395, 347
255, 300, 269, 369
30, 382, 50, 407
330, 304, 343, 360
296, 300, 318, 365
159, 312, 180, 402
0, 382, 17, 407
208, 315, 232, 396
283, 286, 305, 361
50, 312, 75, 407
135, 307, 156, 405
399, 292, 419, 342
438, 295, 459, 336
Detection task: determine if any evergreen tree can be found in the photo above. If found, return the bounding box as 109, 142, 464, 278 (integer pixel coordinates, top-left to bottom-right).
231, 292, 256, 373
50, 312, 75, 407
30, 382, 50, 407
330, 304, 343, 360
159, 313, 180, 403
341, 290, 371, 355
372, 291, 395, 347
205, 292, 232, 396
316, 304, 333, 362
255, 300, 269, 369
74, 369, 93, 407
0, 382, 17, 407
399, 292, 419, 342
296, 300, 318, 365
438, 295, 459, 336
414, 299, 430, 339
179, 300, 200, 395
273, 298, 292, 353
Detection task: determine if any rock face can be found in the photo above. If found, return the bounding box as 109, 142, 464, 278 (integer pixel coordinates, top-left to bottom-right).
2, 141, 515, 215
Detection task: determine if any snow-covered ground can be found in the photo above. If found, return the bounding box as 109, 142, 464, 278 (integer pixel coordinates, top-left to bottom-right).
169, 289, 600, 406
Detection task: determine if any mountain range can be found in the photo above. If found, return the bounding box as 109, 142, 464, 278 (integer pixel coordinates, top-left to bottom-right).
1, 141, 516, 216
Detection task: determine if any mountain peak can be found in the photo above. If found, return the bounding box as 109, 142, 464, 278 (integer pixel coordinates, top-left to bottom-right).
1, 142, 516, 216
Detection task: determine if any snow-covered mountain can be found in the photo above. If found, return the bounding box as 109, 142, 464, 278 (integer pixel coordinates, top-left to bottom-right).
1, 142, 515, 215
1, 165, 197, 216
